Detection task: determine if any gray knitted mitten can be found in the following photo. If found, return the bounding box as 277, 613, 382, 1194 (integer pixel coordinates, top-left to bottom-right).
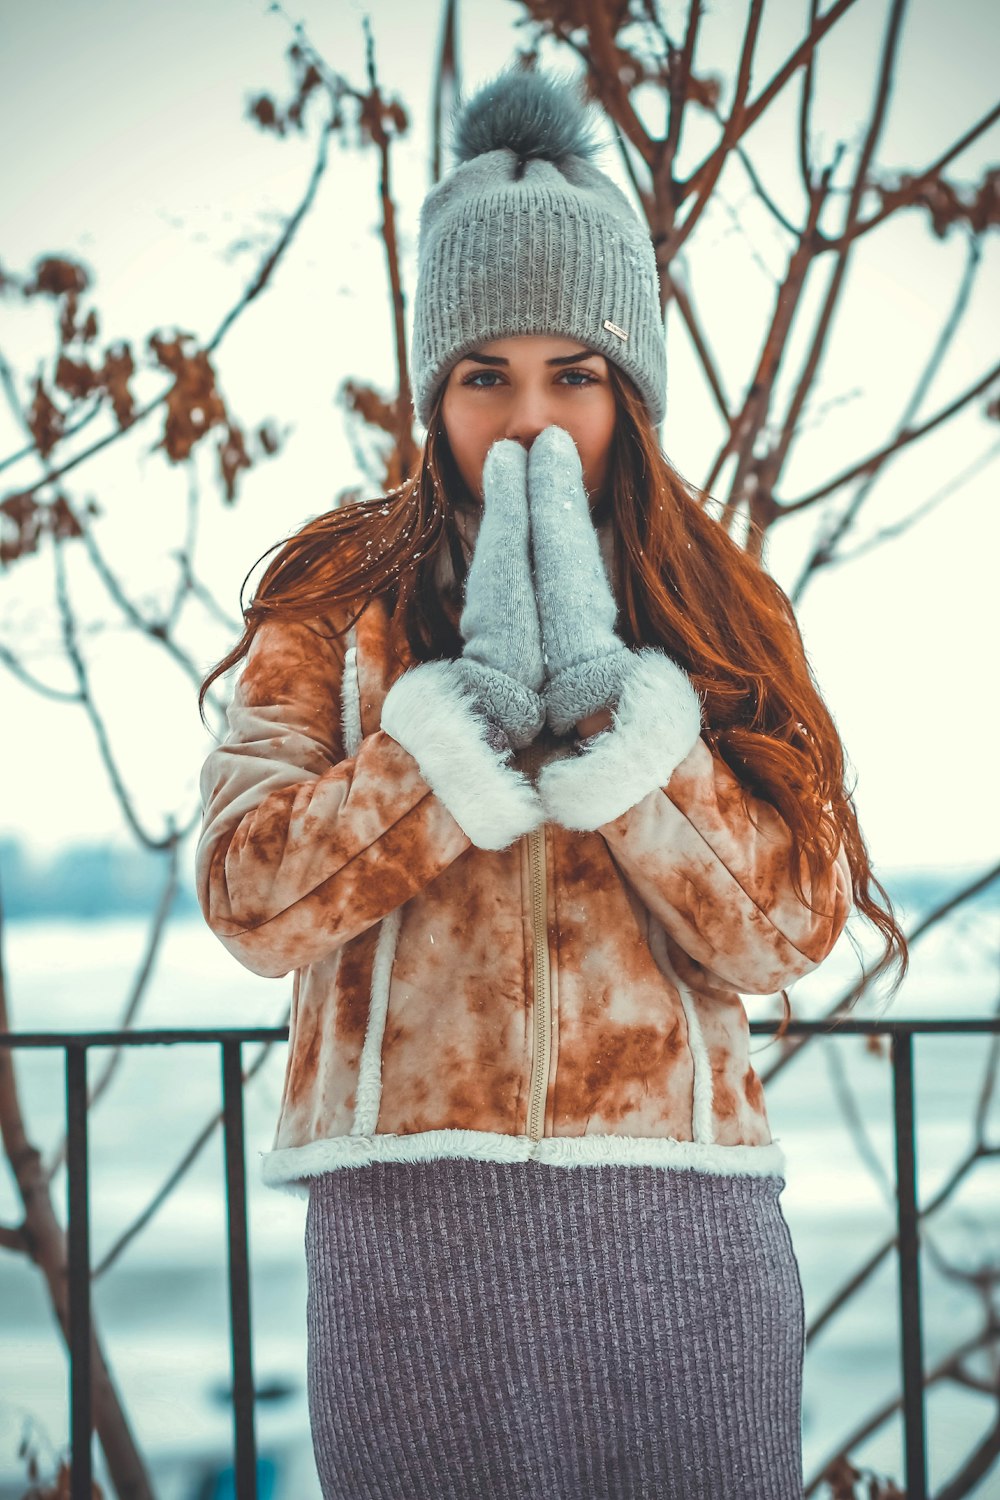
457, 439, 546, 750
528, 425, 632, 735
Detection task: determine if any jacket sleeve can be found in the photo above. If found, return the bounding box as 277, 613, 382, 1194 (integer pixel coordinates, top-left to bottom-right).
537, 646, 852, 995
196, 614, 543, 978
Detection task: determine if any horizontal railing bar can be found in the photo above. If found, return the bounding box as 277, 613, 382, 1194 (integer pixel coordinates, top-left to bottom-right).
0, 1018, 997, 1049
0, 1028, 290, 1048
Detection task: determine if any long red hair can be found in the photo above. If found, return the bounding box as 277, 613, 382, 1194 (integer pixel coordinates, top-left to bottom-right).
200, 363, 909, 1025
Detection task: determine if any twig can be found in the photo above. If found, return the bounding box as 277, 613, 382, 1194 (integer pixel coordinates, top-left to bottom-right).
7, 87, 335, 504
663, 263, 731, 421
0, 639, 82, 701
77, 500, 229, 715
779, 357, 1000, 516
803, 1324, 1000, 1495
0, 872, 154, 1495
669, 0, 764, 255
935, 1406, 1000, 1500
661, 0, 702, 178
680, 0, 860, 207
789, 232, 989, 599
758, 860, 1000, 1087
52, 537, 195, 851
92, 1016, 288, 1279
0, 1222, 27, 1252
813, 438, 1000, 575
761, 0, 910, 495
43, 836, 181, 1183
819, 99, 1000, 252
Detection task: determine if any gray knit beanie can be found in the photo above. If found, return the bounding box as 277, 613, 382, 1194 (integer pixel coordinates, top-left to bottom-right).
410, 66, 666, 430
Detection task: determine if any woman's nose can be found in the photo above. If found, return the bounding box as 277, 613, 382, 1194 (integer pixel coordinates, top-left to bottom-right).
501, 389, 559, 449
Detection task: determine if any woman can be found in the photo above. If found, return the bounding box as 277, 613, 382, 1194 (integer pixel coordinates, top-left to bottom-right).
196, 66, 906, 1500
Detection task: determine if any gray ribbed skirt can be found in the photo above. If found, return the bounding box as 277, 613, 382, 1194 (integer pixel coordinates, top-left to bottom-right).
304, 1159, 805, 1499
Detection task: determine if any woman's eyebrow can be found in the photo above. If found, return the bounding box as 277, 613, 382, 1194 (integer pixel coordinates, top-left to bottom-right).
458, 349, 598, 367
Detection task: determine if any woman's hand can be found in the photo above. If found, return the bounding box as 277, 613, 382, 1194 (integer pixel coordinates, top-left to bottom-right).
576, 708, 614, 738
457, 438, 546, 749
527, 425, 632, 736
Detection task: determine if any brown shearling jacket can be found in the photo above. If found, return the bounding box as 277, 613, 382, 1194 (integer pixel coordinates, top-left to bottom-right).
196, 551, 851, 1195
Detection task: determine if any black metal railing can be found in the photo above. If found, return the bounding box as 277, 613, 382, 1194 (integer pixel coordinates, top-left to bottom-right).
2, 1016, 998, 1500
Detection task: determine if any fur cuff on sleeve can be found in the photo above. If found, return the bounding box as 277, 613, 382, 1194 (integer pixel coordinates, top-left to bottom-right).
537, 648, 703, 831
381, 659, 544, 850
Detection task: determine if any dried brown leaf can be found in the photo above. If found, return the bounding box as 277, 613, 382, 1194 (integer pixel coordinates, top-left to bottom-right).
27, 380, 66, 459
357, 88, 410, 148
0, 492, 85, 567
873, 165, 1000, 239
820, 1455, 905, 1499
257, 420, 281, 456
46, 342, 134, 436
148, 335, 227, 462
340, 379, 398, 435
0, 493, 43, 566
217, 421, 252, 504
53, 355, 103, 404
248, 93, 280, 133
58, 292, 80, 346
102, 343, 136, 428
26, 256, 90, 300
49, 495, 83, 544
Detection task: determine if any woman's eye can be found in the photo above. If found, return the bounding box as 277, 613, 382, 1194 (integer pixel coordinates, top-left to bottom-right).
462, 369, 597, 389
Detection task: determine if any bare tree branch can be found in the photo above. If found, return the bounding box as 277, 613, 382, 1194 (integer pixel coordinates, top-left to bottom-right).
0, 639, 82, 701
778, 357, 1000, 516
92, 1015, 288, 1280
789, 231, 985, 597
663, 262, 731, 421
798, 0, 820, 192
805, 438, 1000, 580
5, 84, 335, 506
803, 1324, 1000, 1495
0, 873, 154, 1496
76, 501, 229, 719
52, 539, 196, 851
758, 861, 1000, 1088
935, 1406, 1000, 1500
430, 0, 460, 185
680, 0, 860, 207
43, 837, 182, 1183
819, 98, 1000, 251
0, 1221, 27, 1252
758, 0, 910, 499
661, 0, 702, 178
668, 0, 764, 256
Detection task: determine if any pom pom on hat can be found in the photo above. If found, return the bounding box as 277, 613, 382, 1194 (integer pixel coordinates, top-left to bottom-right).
450, 65, 603, 167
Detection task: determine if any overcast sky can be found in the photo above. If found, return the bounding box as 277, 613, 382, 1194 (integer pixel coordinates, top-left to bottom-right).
0, 0, 998, 872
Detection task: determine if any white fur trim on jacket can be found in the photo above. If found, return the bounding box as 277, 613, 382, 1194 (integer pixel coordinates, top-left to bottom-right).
538, 647, 703, 831
261, 1129, 787, 1197
381, 658, 544, 850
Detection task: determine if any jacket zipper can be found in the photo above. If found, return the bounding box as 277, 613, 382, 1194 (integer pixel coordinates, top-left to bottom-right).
524, 747, 552, 1141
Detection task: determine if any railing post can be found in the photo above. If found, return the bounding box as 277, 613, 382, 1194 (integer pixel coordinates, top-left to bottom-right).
221, 1039, 258, 1498
66, 1045, 94, 1500
892, 1029, 927, 1500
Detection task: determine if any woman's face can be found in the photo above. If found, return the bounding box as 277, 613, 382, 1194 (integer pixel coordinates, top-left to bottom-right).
439, 334, 618, 510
